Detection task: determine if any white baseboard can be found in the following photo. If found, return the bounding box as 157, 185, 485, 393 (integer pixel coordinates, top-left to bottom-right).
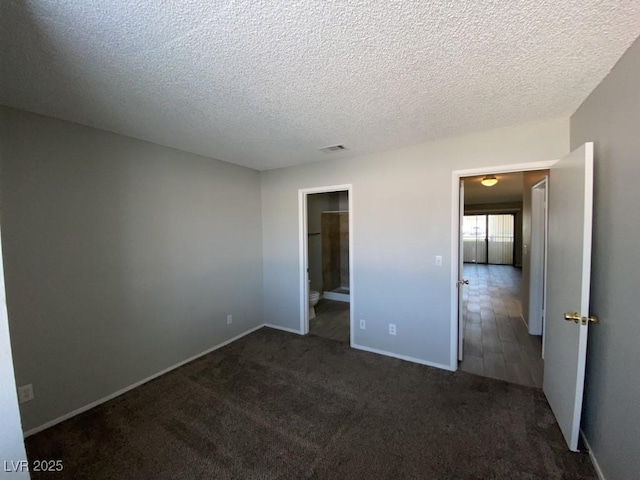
351, 343, 455, 372
323, 291, 350, 302
264, 323, 303, 335
580, 429, 605, 480
22, 325, 457, 438
23, 324, 265, 438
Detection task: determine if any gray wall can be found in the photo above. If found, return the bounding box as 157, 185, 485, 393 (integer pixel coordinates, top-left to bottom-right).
0, 228, 29, 479
261, 118, 568, 367
571, 37, 640, 480
0, 107, 263, 432
338, 191, 348, 211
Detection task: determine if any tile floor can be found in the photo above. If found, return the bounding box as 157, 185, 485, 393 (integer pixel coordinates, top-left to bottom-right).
309, 299, 350, 343
460, 264, 544, 388
310, 268, 542, 388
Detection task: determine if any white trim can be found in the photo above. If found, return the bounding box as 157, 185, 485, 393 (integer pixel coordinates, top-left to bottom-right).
542, 173, 549, 360
457, 178, 464, 361
299, 184, 353, 195
529, 176, 549, 358
298, 184, 354, 344
348, 189, 355, 347
580, 430, 606, 480
529, 177, 547, 336
352, 343, 455, 372
580, 143, 594, 318
298, 189, 308, 334
451, 161, 557, 176
264, 323, 303, 335
23, 324, 265, 437
569, 142, 594, 451
531, 178, 548, 189
450, 160, 558, 370
322, 291, 350, 302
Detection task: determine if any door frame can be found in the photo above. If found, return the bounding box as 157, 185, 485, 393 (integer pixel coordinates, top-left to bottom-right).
529, 177, 549, 348
298, 184, 354, 345
450, 161, 557, 369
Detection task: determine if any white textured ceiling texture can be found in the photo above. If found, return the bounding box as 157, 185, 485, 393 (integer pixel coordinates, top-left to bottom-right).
1, 1, 640, 170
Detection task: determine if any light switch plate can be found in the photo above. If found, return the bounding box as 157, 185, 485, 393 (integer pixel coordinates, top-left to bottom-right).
18, 384, 34, 403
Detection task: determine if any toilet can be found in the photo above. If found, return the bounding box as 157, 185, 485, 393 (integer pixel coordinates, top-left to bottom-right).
308, 281, 320, 320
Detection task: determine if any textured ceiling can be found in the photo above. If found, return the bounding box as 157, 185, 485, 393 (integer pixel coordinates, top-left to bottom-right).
1, 1, 639, 170
464, 173, 524, 206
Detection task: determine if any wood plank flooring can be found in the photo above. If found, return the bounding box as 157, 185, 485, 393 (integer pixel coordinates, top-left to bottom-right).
460, 264, 543, 388
309, 299, 350, 343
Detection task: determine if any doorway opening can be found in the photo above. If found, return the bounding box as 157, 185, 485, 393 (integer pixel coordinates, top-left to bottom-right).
529, 178, 548, 355
299, 185, 353, 344
452, 146, 594, 451
456, 169, 549, 387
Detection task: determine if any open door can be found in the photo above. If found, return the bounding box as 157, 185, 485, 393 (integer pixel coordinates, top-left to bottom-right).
544, 143, 595, 451
457, 180, 467, 361
529, 177, 548, 337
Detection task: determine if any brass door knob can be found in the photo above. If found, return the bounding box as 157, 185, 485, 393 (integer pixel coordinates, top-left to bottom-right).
564, 312, 581, 323
564, 312, 599, 325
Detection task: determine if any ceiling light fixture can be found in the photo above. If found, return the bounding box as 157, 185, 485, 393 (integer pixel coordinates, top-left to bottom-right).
481, 175, 498, 187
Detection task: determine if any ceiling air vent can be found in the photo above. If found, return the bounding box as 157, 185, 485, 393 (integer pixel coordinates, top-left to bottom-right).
319, 144, 347, 153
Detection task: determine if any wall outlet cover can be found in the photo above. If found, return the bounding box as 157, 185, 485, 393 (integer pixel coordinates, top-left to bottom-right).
227, 314, 233, 325
389, 324, 396, 335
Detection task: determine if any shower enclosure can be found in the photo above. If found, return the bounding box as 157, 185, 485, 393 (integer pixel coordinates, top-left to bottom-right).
321, 211, 350, 301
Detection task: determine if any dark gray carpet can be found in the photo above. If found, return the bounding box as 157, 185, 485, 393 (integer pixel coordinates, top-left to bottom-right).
26, 328, 596, 479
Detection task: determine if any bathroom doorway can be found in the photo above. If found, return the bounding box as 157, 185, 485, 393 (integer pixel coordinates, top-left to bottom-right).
298, 185, 353, 344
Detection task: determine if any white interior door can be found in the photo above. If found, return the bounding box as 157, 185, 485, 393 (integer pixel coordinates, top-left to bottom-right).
544, 143, 594, 451
528, 177, 548, 336
458, 180, 465, 361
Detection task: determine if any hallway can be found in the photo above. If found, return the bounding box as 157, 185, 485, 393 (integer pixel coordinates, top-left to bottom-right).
460, 264, 543, 388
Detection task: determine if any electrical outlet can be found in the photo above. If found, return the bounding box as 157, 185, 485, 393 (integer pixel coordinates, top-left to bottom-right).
389, 324, 396, 335
18, 384, 34, 404
360, 319, 366, 330
435, 255, 443, 266
227, 315, 233, 325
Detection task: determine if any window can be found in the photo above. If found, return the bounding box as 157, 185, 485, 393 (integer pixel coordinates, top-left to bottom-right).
463, 214, 515, 265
